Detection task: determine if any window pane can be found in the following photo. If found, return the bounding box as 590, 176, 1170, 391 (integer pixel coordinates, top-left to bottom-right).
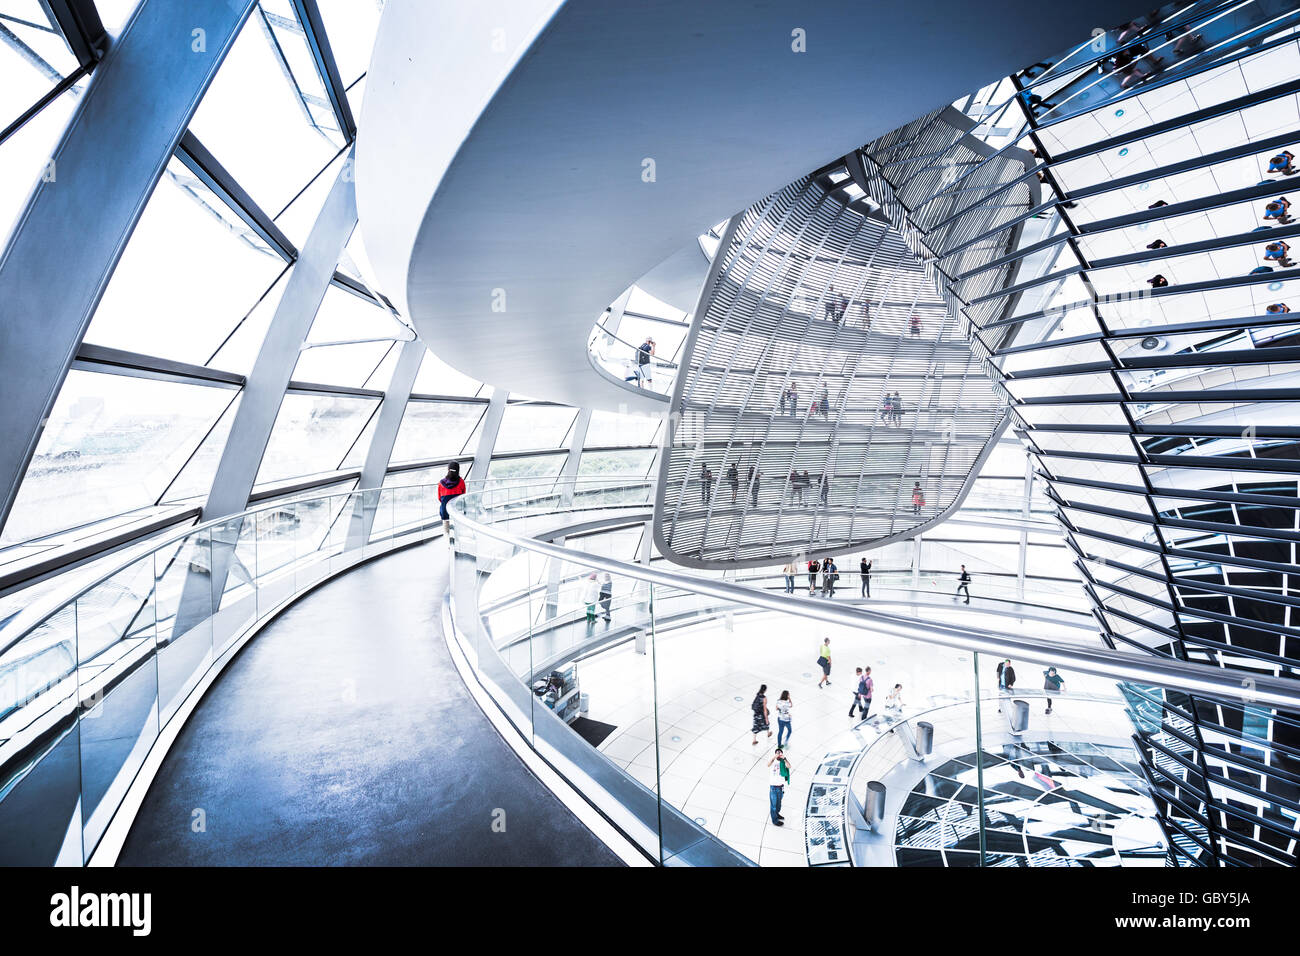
188, 8, 345, 216
487, 453, 566, 480
0, 370, 235, 546
494, 404, 577, 453
84, 157, 286, 365
411, 348, 483, 397
254, 392, 378, 486
586, 410, 661, 448
389, 401, 485, 465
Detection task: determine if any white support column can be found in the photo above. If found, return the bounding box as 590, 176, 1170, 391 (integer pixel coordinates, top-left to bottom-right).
201, 153, 358, 520
469, 388, 508, 489
346, 338, 426, 549
175, 154, 357, 634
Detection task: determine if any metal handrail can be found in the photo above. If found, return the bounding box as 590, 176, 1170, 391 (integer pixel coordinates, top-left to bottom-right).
451, 486, 1300, 709
589, 318, 680, 370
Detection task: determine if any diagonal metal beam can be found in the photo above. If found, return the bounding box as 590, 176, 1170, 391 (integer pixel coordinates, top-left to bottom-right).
177, 130, 297, 261
0, 0, 257, 542
289, 0, 356, 141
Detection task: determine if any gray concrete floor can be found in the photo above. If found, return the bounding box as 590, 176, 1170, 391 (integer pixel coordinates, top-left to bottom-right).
117, 541, 623, 866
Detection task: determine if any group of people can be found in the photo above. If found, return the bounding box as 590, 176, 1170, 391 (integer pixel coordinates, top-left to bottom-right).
1021, 8, 1215, 118
1146, 148, 1300, 288
749, 685, 795, 825
780, 556, 874, 596
701, 462, 761, 507
580, 571, 614, 624
696, 465, 832, 509
879, 391, 905, 425
996, 659, 1067, 714
777, 383, 831, 419
822, 285, 850, 323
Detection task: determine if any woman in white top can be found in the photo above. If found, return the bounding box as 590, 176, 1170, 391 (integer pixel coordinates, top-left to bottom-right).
884, 683, 905, 713
581, 572, 600, 623
776, 690, 793, 747
781, 561, 797, 594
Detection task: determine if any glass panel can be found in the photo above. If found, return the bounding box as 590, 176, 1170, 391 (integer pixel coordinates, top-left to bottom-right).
388, 400, 484, 465
83, 156, 286, 365
254, 392, 378, 486
493, 404, 577, 453
187, 8, 345, 216
76, 556, 159, 857
0, 370, 237, 547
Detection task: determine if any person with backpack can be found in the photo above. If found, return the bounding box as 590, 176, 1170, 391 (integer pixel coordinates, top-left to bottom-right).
848, 666, 866, 718
849, 666, 873, 719
1268, 149, 1296, 175
767, 748, 792, 825
816, 636, 831, 688
807, 556, 821, 596
751, 684, 772, 745
437, 461, 466, 537
1264, 196, 1293, 224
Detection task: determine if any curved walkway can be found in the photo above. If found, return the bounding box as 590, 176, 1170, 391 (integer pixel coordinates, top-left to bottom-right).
117, 541, 621, 866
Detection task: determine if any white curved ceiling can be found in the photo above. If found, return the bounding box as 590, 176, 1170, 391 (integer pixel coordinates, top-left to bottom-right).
357, 0, 1136, 412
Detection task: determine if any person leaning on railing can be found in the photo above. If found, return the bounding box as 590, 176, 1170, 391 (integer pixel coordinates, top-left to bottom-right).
437, 461, 466, 536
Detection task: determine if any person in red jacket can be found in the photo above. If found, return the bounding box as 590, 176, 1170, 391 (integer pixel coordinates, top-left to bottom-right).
437, 461, 466, 535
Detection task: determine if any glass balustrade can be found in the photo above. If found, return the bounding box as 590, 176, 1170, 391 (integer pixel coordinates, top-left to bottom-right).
1, 475, 1292, 867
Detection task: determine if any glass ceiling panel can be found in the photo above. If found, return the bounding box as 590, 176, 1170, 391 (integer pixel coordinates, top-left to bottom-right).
585, 410, 661, 447
389, 400, 485, 465
0, 77, 80, 252
188, 6, 345, 216
291, 340, 391, 387
254, 392, 378, 486
206, 264, 293, 374
411, 347, 484, 397
493, 404, 577, 454
158, 393, 244, 503
486, 453, 566, 481
578, 448, 657, 477
315, 0, 384, 85
94, 0, 142, 35
0, 2, 78, 131
83, 156, 286, 364
0, 369, 235, 547
274, 144, 349, 247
